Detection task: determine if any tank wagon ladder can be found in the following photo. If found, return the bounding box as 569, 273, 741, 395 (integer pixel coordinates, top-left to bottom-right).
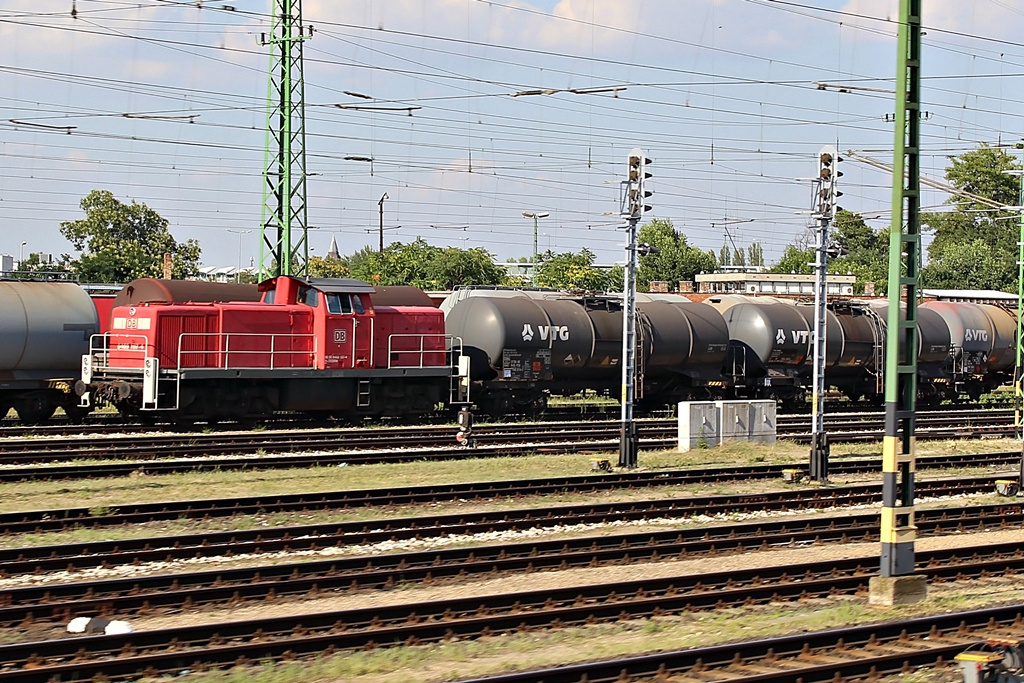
863, 303, 886, 396
635, 314, 650, 400
949, 343, 966, 394
448, 337, 471, 405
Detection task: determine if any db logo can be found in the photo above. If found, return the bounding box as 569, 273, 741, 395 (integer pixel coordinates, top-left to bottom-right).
334, 329, 347, 343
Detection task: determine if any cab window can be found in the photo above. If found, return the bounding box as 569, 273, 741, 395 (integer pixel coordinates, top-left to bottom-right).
299, 287, 319, 307
326, 293, 352, 314
352, 295, 365, 314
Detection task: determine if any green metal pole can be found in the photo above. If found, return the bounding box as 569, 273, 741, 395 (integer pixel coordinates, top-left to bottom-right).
1016, 161, 1024, 483
880, 0, 921, 584
259, 0, 310, 280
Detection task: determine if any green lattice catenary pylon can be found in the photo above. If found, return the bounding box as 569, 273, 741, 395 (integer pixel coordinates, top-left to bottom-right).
259, 0, 311, 279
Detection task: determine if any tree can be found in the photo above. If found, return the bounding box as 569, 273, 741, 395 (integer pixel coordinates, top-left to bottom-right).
768, 244, 815, 275
307, 255, 350, 278
920, 239, 1010, 290
533, 247, 614, 291
635, 218, 717, 291
719, 244, 731, 267
747, 241, 765, 268
425, 247, 507, 290
60, 190, 201, 282
341, 238, 508, 289
11, 252, 74, 280
829, 210, 889, 294
922, 144, 1020, 291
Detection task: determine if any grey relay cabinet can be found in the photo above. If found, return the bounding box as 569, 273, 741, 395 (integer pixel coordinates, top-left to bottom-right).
677, 400, 776, 452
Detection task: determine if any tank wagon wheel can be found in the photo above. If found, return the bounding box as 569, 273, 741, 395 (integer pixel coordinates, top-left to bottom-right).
62, 404, 91, 424
12, 397, 57, 425
524, 395, 548, 421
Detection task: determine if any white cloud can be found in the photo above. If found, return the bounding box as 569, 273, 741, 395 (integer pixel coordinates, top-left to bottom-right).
841, 0, 1024, 43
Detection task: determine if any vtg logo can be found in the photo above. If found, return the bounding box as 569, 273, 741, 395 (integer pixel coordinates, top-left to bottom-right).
964, 328, 989, 343
776, 328, 809, 345
521, 324, 570, 342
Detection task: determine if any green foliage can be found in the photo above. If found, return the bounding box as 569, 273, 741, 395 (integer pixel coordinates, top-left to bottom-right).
768, 211, 889, 294
829, 210, 889, 294
747, 242, 765, 267
768, 244, 815, 275
533, 247, 615, 291
11, 252, 74, 280
60, 190, 201, 282
307, 255, 351, 278
635, 218, 717, 291
921, 238, 1013, 291
921, 144, 1021, 292
340, 238, 507, 289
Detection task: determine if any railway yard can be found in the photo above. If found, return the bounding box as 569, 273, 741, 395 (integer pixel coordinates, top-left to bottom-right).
0, 408, 1023, 682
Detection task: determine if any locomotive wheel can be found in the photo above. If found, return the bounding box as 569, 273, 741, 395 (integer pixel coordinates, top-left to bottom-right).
13, 397, 57, 424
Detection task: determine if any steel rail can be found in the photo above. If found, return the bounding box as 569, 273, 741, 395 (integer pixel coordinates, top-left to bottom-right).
2, 502, 1021, 628
2, 544, 1024, 681
0, 476, 1007, 576
0, 423, 1015, 483
0, 449, 1017, 535
0, 405, 1010, 440
452, 605, 1024, 683
0, 408, 1010, 458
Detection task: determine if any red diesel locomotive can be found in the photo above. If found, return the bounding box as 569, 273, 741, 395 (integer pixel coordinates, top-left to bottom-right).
77, 275, 467, 422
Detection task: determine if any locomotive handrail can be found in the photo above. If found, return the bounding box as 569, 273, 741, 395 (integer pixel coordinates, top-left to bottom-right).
88, 332, 150, 370
177, 332, 318, 370
386, 333, 450, 369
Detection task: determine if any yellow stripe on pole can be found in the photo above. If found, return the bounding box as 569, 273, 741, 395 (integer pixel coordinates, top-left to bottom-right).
880, 507, 917, 544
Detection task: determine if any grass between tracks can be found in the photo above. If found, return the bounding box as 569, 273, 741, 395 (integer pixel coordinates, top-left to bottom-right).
1, 436, 1019, 681
0, 438, 1016, 551
146, 577, 1022, 683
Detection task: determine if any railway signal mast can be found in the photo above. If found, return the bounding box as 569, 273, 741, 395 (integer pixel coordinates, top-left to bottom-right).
259, 0, 312, 279
809, 146, 842, 482
619, 148, 654, 468
870, 0, 926, 607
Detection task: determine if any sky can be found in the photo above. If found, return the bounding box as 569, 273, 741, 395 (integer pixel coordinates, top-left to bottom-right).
1, 0, 1023, 272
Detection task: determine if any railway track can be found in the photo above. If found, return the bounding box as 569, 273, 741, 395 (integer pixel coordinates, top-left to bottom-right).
0, 400, 1011, 438
2, 500, 1020, 627
0, 409, 1014, 482
1, 450, 1018, 535
2, 538, 1022, 681
454, 603, 1024, 683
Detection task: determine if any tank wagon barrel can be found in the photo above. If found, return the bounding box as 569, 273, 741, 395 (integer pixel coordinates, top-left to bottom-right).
0, 281, 100, 423
444, 289, 1020, 416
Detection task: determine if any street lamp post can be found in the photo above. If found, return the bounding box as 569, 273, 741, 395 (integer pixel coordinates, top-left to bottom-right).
226, 230, 252, 283
522, 211, 549, 277
19, 241, 26, 267
378, 193, 389, 254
